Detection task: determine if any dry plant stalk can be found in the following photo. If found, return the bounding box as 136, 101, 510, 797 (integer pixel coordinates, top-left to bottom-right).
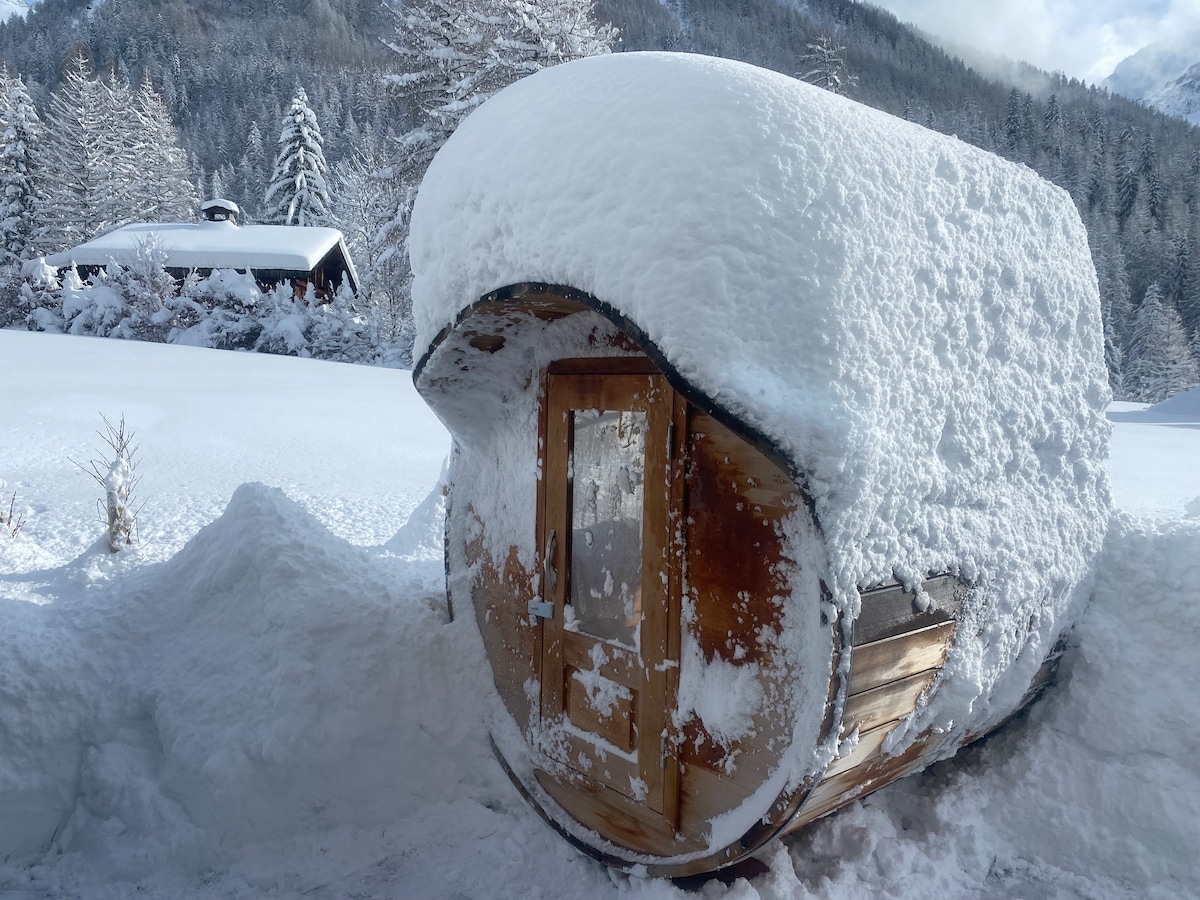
1, 491, 24, 539
71, 414, 142, 552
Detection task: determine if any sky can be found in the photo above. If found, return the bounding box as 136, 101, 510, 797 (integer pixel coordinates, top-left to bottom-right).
865, 0, 1200, 85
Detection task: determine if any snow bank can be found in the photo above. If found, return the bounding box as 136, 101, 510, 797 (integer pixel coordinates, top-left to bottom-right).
0, 332, 1193, 897
0, 483, 483, 876
411, 52, 1109, 747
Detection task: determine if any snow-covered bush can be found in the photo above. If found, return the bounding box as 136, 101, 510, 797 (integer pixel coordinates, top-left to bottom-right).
99, 237, 179, 342
306, 283, 380, 364
13, 256, 388, 364
18, 256, 63, 332
173, 268, 263, 351
252, 282, 311, 356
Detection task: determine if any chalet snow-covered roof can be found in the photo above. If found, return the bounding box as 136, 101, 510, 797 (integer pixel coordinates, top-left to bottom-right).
46, 221, 358, 289
411, 52, 1111, 740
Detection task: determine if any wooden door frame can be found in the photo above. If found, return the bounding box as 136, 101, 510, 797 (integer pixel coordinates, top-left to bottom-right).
534, 357, 687, 834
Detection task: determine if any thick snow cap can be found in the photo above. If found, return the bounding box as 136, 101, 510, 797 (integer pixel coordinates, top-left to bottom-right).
411, 52, 1111, 734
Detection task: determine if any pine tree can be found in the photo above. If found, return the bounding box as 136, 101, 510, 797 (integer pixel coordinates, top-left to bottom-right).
34, 53, 111, 253
0, 71, 42, 263
797, 33, 857, 96
263, 89, 332, 227
127, 78, 200, 222
1125, 283, 1200, 402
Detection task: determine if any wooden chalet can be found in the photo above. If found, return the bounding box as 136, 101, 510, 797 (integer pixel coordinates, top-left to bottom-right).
45, 199, 358, 299
410, 54, 1111, 876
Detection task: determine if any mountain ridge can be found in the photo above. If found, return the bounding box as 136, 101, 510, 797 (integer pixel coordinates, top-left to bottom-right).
1105, 33, 1200, 125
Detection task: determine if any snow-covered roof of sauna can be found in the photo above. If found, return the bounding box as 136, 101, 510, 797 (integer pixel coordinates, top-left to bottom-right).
46, 221, 358, 287
411, 53, 1111, 739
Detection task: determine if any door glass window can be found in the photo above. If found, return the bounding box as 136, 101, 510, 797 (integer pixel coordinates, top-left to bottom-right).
569, 409, 645, 646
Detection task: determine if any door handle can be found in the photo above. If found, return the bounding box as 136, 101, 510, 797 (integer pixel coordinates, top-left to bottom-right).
543, 529, 558, 594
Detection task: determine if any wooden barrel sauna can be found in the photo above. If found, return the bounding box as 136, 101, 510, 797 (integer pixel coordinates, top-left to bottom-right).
408, 53, 1110, 876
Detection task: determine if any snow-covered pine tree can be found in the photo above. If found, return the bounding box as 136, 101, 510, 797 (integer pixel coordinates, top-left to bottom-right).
33, 52, 110, 253
330, 149, 409, 341
0, 72, 43, 265
127, 78, 200, 223
1125, 282, 1200, 402
263, 89, 332, 227
797, 33, 858, 96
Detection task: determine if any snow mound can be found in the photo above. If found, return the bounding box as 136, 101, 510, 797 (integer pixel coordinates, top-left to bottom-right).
384, 461, 447, 559
130, 483, 467, 846
2, 483, 488, 879
1147, 384, 1200, 417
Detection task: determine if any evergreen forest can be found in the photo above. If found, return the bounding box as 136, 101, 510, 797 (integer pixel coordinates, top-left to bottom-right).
0, 0, 1197, 399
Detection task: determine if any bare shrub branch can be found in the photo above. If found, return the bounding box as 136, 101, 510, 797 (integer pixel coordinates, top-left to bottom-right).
70, 414, 142, 552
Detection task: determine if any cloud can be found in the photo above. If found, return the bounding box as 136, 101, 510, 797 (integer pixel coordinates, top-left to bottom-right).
866, 0, 1200, 83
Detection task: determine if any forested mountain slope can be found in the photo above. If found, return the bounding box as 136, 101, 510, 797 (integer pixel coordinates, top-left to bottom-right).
0, 0, 401, 221
1, 0, 1198, 398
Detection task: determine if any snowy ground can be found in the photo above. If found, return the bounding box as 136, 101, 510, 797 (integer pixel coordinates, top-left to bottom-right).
1, 330, 1197, 899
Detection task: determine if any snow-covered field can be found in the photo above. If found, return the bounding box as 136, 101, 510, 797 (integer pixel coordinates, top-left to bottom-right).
1, 330, 1198, 899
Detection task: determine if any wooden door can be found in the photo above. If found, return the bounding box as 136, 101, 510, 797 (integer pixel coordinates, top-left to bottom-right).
536, 364, 683, 826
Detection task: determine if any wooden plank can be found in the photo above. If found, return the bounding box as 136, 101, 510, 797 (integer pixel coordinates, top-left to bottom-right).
561, 629, 637, 684
847, 621, 955, 696
547, 356, 658, 375
534, 768, 709, 857
475, 294, 585, 322
823, 720, 895, 779
842, 669, 936, 735
678, 762, 751, 832
467, 541, 538, 733
675, 410, 807, 840
791, 729, 947, 828
853, 574, 962, 646
638, 374, 674, 817
565, 666, 636, 754
684, 412, 797, 662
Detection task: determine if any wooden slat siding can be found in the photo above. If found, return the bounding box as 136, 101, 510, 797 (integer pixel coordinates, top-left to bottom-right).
846, 621, 955, 697
534, 769, 710, 857
853, 574, 962, 646
789, 729, 950, 829
676, 411, 804, 840
842, 669, 937, 736
822, 720, 895, 779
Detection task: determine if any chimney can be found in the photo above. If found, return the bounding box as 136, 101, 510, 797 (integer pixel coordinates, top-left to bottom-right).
200, 198, 241, 225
